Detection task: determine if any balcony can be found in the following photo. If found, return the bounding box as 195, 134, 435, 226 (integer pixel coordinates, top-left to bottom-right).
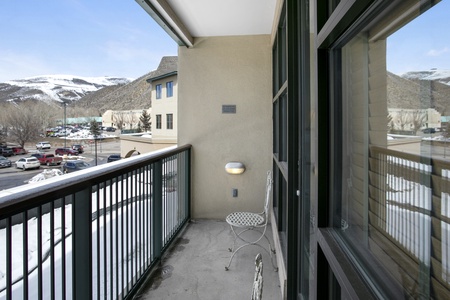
0, 144, 281, 299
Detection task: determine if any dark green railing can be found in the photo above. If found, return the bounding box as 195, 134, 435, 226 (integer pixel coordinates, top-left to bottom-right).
0, 144, 191, 300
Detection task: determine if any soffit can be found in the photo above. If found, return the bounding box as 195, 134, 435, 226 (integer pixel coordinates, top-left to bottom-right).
167, 0, 277, 37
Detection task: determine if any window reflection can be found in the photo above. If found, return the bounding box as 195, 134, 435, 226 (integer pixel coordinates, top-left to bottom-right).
338, 1, 450, 298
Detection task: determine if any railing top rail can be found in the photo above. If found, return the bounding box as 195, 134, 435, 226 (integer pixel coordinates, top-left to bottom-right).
0, 144, 191, 218
370, 145, 450, 172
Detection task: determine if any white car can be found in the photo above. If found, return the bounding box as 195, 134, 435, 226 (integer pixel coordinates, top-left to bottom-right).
16, 157, 41, 170
36, 141, 51, 150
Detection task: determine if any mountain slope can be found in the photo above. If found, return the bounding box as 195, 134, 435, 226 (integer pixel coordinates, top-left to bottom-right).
0, 75, 131, 105
73, 72, 152, 113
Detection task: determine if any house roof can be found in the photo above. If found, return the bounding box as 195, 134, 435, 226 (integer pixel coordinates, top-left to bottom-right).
135, 0, 277, 48
146, 56, 178, 82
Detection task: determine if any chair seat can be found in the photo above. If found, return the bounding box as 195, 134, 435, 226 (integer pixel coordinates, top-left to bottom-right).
226, 212, 264, 227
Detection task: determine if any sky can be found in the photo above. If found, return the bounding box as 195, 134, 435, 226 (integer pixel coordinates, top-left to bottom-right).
0, 1, 448, 82
0, 0, 178, 82
387, 0, 450, 75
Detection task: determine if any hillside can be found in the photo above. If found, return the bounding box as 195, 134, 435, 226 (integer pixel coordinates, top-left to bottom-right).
72, 72, 152, 113
388, 71, 450, 115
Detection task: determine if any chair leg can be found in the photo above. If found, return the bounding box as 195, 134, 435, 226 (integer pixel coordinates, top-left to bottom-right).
225, 226, 278, 271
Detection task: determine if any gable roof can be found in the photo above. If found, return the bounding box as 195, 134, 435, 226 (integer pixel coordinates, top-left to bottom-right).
146, 56, 178, 82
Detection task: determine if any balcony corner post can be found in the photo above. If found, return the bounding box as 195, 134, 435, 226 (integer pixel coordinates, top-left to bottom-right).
153, 160, 163, 260
73, 188, 92, 300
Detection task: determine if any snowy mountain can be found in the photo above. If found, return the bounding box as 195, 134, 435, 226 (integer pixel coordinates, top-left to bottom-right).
0, 75, 132, 104
401, 69, 450, 86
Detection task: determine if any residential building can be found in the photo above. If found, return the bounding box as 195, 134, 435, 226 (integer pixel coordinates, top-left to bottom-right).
146, 56, 178, 143
136, 0, 450, 299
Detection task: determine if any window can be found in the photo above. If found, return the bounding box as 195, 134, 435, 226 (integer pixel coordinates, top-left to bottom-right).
166, 81, 173, 97
166, 114, 173, 129
156, 114, 161, 129
328, 1, 449, 298
155, 84, 162, 99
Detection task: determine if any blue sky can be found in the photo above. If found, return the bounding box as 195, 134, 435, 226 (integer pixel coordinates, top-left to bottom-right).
387, 1, 450, 75
0, 1, 448, 81
0, 0, 178, 82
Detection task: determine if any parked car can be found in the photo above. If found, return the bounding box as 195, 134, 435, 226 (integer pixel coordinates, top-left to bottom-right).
55, 148, 78, 156
105, 127, 116, 132
72, 144, 84, 154
31, 153, 63, 166
11, 146, 26, 155
15, 157, 40, 170
422, 128, 436, 134
62, 160, 90, 173
0, 155, 12, 168
0, 147, 13, 157
36, 141, 52, 150
107, 154, 121, 163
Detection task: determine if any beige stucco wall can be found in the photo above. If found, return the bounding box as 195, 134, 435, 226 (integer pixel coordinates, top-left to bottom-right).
120, 135, 174, 157
178, 35, 272, 219
151, 74, 178, 142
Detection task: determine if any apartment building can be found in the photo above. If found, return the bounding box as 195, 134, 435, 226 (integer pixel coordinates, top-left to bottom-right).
146, 56, 178, 144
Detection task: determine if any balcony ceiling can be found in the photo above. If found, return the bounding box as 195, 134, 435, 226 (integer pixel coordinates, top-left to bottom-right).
136, 0, 277, 47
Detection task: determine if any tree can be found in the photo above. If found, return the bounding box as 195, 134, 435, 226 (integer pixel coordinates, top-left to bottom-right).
89, 120, 101, 138
395, 110, 410, 131
139, 109, 151, 132
3, 103, 42, 148
410, 110, 427, 134
113, 112, 126, 130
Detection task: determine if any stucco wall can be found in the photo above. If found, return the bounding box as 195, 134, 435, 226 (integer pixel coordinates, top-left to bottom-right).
120, 135, 174, 157
178, 35, 272, 219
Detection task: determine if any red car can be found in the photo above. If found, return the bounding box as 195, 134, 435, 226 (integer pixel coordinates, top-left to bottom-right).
55, 148, 78, 156
11, 147, 26, 155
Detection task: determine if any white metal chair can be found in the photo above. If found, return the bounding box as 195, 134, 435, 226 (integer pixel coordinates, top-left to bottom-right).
225, 171, 277, 271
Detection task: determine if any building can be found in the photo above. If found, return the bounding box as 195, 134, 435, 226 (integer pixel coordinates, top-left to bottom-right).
102, 109, 145, 131
146, 56, 178, 144
136, 0, 450, 299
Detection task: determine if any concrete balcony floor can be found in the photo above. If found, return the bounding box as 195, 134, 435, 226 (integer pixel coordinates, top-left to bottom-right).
134, 219, 282, 299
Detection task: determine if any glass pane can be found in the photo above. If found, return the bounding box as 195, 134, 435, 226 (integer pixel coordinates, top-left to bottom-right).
337, 1, 450, 298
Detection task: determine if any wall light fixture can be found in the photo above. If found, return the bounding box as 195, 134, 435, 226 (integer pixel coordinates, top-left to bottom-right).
225, 162, 246, 175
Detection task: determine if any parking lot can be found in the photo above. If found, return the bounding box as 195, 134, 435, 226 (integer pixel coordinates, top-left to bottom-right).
0, 138, 121, 190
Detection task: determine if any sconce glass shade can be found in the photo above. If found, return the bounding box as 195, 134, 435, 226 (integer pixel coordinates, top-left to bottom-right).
225, 162, 246, 174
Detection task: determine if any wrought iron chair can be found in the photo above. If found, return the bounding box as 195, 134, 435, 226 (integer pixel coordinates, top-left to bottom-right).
225, 171, 277, 271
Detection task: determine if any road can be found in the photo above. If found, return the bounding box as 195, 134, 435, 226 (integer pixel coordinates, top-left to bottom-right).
0, 138, 121, 191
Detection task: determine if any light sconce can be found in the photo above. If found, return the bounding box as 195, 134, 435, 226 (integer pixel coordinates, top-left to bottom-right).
225, 162, 246, 175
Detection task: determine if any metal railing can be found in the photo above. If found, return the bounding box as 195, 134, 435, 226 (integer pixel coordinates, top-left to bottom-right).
0, 144, 191, 300
370, 146, 450, 299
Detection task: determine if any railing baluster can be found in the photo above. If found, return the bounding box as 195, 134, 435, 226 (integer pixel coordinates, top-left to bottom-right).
23, 210, 29, 299
37, 206, 42, 300
6, 217, 12, 300
0, 145, 191, 300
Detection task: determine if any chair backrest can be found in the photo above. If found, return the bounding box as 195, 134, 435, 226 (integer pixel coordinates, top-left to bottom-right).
263, 171, 273, 218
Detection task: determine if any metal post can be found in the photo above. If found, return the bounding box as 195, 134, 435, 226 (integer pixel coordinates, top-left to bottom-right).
153, 161, 163, 260
64, 103, 67, 149
73, 188, 92, 300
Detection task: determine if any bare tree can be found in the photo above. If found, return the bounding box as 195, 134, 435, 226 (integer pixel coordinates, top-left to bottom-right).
410, 110, 427, 134
4, 103, 42, 147
126, 112, 138, 129
395, 110, 410, 131
113, 112, 126, 130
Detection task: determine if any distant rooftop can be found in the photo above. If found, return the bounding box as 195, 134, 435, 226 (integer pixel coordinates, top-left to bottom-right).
146, 56, 178, 82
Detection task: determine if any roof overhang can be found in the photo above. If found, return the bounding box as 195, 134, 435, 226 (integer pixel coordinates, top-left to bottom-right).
135, 0, 277, 48
146, 71, 177, 83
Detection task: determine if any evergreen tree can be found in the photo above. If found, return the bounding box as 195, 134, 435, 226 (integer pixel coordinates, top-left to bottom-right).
90, 120, 101, 138
139, 109, 151, 132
